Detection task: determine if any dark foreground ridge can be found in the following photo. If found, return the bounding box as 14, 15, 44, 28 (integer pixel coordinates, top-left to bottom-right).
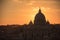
0, 9, 60, 40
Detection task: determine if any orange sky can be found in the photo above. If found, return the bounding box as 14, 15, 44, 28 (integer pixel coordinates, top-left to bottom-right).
0, 0, 60, 25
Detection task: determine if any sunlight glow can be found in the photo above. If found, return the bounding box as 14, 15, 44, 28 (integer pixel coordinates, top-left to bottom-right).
31, 7, 39, 22
1, 0, 60, 25
32, 7, 39, 13
41, 7, 47, 12
41, 7, 50, 12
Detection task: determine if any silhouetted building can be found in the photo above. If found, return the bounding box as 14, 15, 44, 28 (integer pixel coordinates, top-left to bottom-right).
46, 21, 50, 24
34, 9, 46, 25
29, 21, 33, 26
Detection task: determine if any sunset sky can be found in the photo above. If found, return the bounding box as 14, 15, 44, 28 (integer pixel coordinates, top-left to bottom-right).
0, 0, 60, 25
